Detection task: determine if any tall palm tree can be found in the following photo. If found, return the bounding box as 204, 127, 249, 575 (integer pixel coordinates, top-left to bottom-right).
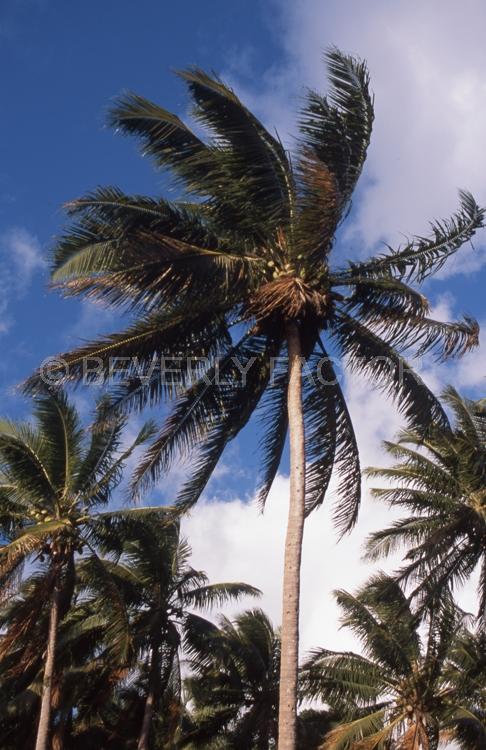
183, 607, 338, 749
30, 50, 484, 747
365, 386, 486, 620
301, 575, 485, 750
94, 515, 260, 750
0, 388, 162, 750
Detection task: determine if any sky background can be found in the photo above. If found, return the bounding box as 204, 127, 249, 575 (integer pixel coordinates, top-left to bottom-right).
1, 0, 486, 669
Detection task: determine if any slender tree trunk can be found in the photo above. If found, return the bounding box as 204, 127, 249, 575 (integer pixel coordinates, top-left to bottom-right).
278, 321, 306, 750
35, 574, 62, 750
137, 640, 170, 750
137, 647, 159, 750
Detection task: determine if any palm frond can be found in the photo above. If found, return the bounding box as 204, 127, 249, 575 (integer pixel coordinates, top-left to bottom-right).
299, 48, 373, 218
333, 311, 448, 431
179, 67, 293, 228
349, 190, 484, 282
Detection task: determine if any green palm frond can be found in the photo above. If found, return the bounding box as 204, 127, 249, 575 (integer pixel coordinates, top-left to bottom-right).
301, 648, 389, 708
179, 67, 293, 227
299, 48, 373, 221
131, 332, 278, 503
254, 363, 288, 510
182, 583, 261, 610
320, 708, 388, 750
348, 190, 484, 282
334, 580, 420, 676
32, 387, 83, 495
366, 385, 486, 618
108, 91, 217, 188
333, 311, 449, 430
0, 421, 57, 504
304, 347, 361, 531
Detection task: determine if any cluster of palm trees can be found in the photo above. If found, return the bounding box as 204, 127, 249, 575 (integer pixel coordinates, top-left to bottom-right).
0, 48, 484, 748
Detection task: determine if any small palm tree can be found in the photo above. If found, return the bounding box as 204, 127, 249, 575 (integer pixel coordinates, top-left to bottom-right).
184, 608, 337, 750
184, 608, 280, 748
365, 386, 486, 620
31, 50, 484, 747
95, 515, 260, 750
301, 575, 484, 750
0, 388, 161, 750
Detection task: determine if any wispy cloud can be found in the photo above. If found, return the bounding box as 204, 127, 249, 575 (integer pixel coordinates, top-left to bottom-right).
0, 227, 45, 334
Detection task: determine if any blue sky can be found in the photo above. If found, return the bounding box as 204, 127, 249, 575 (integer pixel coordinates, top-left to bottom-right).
1, 0, 486, 660
0, 0, 288, 497
0, 0, 280, 401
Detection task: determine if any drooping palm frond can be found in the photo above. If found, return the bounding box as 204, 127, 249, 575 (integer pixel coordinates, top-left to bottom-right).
332, 311, 450, 430
302, 348, 361, 532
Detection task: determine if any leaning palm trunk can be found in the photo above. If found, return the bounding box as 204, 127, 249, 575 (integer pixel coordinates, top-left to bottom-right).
278, 322, 306, 749
35, 574, 62, 750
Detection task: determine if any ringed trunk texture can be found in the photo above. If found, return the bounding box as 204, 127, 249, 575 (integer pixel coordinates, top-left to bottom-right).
278, 321, 306, 750
35, 574, 62, 750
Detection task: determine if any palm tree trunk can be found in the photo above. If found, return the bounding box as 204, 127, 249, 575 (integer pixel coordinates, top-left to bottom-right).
35, 573, 62, 750
137, 640, 169, 750
278, 321, 306, 750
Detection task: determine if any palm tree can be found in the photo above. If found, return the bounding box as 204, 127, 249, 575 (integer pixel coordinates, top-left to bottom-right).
301, 575, 485, 749
0, 388, 162, 750
183, 607, 338, 749
184, 608, 280, 748
365, 386, 486, 620
0, 575, 129, 750
29, 50, 484, 747
94, 514, 260, 750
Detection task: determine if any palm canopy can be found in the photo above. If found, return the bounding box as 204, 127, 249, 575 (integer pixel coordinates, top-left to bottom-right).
28, 49, 483, 533
0, 568, 131, 749
92, 515, 260, 748
95, 514, 260, 671
365, 386, 486, 620
301, 575, 484, 750
0, 387, 160, 599
183, 608, 281, 748
183, 608, 337, 749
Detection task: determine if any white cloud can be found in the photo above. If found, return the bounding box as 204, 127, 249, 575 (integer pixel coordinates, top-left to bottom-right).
225, 0, 486, 269
0, 227, 45, 333
183, 365, 478, 660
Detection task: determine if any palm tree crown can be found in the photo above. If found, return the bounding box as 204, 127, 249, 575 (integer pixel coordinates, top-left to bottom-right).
365, 386, 486, 620
184, 608, 337, 749
35, 50, 482, 528
0, 388, 157, 601
301, 575, 485, 750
